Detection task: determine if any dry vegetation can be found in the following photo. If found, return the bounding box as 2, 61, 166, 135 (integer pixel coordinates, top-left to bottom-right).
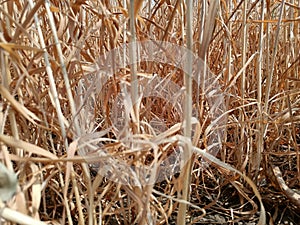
0, 0, 299, 224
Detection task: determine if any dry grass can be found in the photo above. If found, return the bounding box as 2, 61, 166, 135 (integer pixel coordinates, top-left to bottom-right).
0, 0, 299, 224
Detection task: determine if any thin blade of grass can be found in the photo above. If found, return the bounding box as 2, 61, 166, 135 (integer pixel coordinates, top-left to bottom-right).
0, 135, 57, 159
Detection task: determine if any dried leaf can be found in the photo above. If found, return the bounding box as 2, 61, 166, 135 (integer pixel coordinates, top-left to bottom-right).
0, 135, 57, 159
0, 84, 40, 123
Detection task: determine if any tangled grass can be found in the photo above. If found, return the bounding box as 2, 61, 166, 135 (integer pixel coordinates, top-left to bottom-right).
0, 0, 299, 224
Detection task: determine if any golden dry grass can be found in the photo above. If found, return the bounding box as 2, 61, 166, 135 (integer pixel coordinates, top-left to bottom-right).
0, 0, 299, 224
